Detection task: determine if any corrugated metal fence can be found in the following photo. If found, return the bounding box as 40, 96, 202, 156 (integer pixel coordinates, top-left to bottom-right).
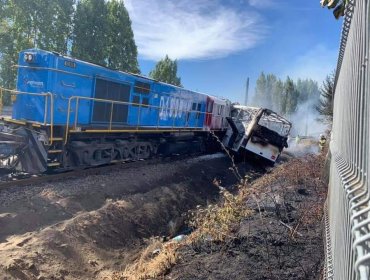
325, 0, 370, 279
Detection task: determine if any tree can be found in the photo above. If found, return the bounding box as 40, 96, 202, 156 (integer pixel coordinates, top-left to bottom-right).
251, 72, 323, 117
252, 72, 268, 108
0, 0, 140, 105
149, 55, 182, 86
316, 71, 335, 123
106, 0, 139, 73
265, 74, 278, 110
272, 79, 284, 113
0, 0, 74, 54
50, 0, 76, 52
0, 0, 74, 104
72, 0, 139, 73
253, 73, 275, 110
284, 76, 299, 116
72, 0, 109, 66
296, 78, 320, 104
253, 73, 285, 113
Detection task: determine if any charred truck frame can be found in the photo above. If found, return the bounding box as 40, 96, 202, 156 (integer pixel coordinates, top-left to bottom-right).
222, 105, 292, 163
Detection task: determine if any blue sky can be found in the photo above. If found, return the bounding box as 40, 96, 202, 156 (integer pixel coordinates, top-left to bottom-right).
124, 0, 342, 103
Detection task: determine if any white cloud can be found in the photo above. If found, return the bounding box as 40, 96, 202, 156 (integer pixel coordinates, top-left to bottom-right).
248, 0, 276, 8
282, 44, 337, 83
124, 0, 265, 61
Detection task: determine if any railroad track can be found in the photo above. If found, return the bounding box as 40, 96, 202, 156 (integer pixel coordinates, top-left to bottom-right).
0, 153, 209, 191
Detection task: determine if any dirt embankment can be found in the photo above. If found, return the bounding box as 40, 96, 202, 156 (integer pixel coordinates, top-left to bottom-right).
0, 154, 262, 280
115, 153, 327, 280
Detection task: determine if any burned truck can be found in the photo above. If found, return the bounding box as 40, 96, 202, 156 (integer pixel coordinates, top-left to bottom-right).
222, 105, 292, 164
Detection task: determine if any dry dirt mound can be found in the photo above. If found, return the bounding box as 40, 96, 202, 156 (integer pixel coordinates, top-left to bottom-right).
0, 155, 259, 280
2, 184, 203, 279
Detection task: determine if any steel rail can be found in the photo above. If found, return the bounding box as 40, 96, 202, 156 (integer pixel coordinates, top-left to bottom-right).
0, 154, 199, 191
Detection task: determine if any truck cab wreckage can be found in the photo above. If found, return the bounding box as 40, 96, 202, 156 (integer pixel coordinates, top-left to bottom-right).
222, 105, 292, 163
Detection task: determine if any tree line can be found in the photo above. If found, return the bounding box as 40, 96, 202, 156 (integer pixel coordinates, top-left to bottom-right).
251, 71, 335, 126
0, 0, 138, 93
0, 0, 182, 104
252, 72, 321, 116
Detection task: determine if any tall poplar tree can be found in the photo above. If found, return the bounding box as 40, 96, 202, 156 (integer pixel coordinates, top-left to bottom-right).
72, 0, 139, 73
252, 72, 267, 107
72, 0, 108, 66
106, 0, 139, 73
253, 72, 283, 112
284, 76, 299, 115
272, 79, 284, 113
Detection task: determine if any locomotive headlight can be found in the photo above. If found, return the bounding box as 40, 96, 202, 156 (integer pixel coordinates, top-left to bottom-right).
24, 53, 34, 63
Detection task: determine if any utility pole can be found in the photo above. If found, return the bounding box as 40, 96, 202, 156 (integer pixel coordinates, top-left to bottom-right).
244, 77, 249, 106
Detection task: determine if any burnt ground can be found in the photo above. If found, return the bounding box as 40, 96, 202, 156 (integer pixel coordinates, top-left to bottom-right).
0, 154, 264, 280
164, 154, 326, 280
113, 151, 327, 280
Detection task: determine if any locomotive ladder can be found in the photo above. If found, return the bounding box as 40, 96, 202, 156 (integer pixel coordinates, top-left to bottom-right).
47, 126, 66, 168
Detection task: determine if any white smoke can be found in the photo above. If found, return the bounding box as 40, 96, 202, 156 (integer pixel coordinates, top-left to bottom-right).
288, 98, 328, 138
284, 99, 329, 156
285, 138, 320, 156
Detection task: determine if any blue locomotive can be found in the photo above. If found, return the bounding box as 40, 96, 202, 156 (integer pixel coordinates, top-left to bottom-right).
0, 49, 231, 173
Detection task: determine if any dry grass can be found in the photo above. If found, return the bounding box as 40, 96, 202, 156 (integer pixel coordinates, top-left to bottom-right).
251, 154, 324, 191
188, 180, 253, 241
112, 181, 252, 280
112, 237, 177, 280
244, 153, 327, 228
112, 151, 328, 280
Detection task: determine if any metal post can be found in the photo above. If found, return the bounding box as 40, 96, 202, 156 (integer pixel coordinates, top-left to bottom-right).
137, 104, 141, 130
74, 98, 80, 129
245, 77, 249, 106
109, 102, 114, 131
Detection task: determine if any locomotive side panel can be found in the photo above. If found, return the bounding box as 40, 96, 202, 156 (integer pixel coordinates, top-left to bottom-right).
14, 49, 210, 130
14, 50, 54, 123
1, 49, 232, 173
149, 83, 207, 129
52, 55, 95, 125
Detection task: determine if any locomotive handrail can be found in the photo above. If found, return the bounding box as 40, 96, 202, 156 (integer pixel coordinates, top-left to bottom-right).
0, 87, 56, 144
0, 86, 226, 146
64, 95, 225, 144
